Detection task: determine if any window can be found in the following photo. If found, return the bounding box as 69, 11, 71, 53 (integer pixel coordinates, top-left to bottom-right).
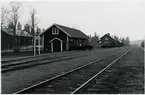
70, 38, 73, 41
105, 37, 109, 41
52, 27, 59, 35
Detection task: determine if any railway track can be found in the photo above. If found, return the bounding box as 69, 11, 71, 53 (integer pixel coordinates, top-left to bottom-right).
71, 48, 132, 94
14, 47, 131, 94
2, 50, 88, 66
2, 47, 122, 65
2, 47, 123, 73
2, 51, 94, 72
2, 53, 89, 73
2, 50, 84, 63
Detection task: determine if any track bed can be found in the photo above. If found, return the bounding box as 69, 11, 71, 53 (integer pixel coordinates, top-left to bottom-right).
15, 48, 130, 94
76, 46, 144, 94
2, 46, 131, 94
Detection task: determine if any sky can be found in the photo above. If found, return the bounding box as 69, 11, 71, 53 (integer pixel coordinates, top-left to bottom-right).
1, 0, 145, 41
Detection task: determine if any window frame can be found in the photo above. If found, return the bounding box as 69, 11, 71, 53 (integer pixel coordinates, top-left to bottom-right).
52, 27, 59, 35
105, 37, 109, 41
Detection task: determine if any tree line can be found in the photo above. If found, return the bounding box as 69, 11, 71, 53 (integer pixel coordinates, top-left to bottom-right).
1, 2, 45, 52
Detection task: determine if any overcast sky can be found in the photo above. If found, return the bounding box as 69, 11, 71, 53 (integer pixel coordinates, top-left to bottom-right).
1, 0, 145, 41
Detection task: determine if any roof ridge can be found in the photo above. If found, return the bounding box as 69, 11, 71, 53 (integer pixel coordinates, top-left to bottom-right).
55, 24, 81, 31
40, 23, 88, 39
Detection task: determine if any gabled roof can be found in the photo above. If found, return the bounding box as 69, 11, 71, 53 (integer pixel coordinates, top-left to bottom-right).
100, 33, 113, 39
100, 33, 114, 41
100, 33, 122, 43
2, 28, 14, 36
40, 23, 89, 39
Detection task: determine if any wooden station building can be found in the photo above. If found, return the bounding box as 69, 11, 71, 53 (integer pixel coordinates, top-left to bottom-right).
40, 24, 89, 52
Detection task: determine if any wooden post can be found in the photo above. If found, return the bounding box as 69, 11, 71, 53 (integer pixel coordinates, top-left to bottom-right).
61, 41, 63, 52
51, 42, 53, 52
42, 34, 44, 50
39, 36, 40, 55
67, 35, 69, 50
34, 36, 36, 56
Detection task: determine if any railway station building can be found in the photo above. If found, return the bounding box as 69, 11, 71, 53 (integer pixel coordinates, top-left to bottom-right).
40, 23, 89, 52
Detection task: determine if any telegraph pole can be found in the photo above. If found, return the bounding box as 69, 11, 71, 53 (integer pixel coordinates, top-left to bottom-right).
31, 10, 36, 56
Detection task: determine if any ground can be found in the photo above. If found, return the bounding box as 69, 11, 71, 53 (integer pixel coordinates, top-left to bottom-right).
1, 46, 144, 94
101, 46, 144, 94
1, 47, 121, 93
79, 46, 144, 94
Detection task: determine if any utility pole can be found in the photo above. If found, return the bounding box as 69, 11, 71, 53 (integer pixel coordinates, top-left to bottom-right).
31, 10, 36, 56
38, 36, 41, 55
30, 8, 39, 55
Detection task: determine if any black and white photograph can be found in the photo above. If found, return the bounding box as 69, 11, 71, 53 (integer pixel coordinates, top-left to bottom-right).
1, 0, 145, 94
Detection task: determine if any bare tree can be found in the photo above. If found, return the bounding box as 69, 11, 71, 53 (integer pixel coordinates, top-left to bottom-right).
23, 23, 31, 51
9, 2, 21, 52
24, 23, 31, 33
29, 8, 39, 55
113, 35, 119, 41
1, 6, 9, 29
91, 32, 99, 47
36, 26, 41, 36
42, 28, 45, 32
17, 22, 22, 50
125, 36, 130, 45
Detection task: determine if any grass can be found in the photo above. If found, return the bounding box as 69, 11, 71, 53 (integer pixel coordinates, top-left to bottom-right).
1, 51, 49, 60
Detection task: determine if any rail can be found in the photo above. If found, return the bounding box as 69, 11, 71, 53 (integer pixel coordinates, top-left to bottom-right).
71, 48, 132, 94
13, 48, 130, 94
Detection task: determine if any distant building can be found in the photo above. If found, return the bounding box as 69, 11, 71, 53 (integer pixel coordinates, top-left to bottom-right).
40, 23, 89, 52
100, 33, 123, 47
1, 29, 32, 50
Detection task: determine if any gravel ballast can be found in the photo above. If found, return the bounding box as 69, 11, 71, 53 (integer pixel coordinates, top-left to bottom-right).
78, 46, 144, 94
2, 46, 130, 94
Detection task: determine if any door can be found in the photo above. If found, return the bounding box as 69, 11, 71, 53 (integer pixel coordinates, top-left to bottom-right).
53, 39, 61, 52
